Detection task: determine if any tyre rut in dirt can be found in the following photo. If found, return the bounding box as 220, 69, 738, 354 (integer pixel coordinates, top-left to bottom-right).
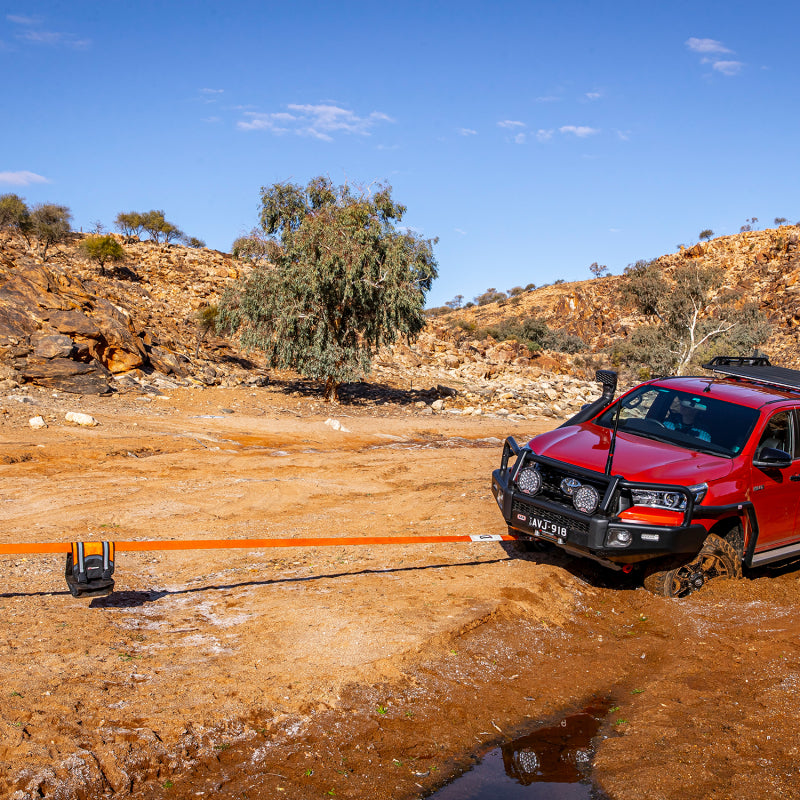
643, 533, 742, 598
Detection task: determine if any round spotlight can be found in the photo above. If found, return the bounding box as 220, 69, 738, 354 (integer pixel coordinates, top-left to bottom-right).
573, 485, 599, 515
560, 477, 581, 496
517, 467, 542, 496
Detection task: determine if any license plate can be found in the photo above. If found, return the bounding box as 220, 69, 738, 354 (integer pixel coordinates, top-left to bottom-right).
515, 512, 568, 539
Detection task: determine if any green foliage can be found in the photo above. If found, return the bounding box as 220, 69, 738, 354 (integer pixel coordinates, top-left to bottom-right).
445, 294, 464, 309
115, 209, 184, 244
698, 229, 714, 241
589, 262, 609, 278
231, 229, 277, 265
0, 193, 31, 239
194, 304, 218, 356
114, 211, 146, 238
524, 283, 537, 291
218, 177, 438, 401
79, 234, 125, 275
508, 286, 525, 296
474, 287, 507, 306
740, 217, 758, 233
476, 315, 585, 354
622, 259, 771, 374
183, 235, 206, 249
142, 210, 183, 244
30, 203, 72, 260
774, 217, 788, 226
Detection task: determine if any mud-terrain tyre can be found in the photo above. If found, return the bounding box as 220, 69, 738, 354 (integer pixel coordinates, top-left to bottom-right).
643, 533, 742, 598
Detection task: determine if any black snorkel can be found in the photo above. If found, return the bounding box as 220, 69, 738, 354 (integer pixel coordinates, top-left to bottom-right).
604, 395, 623, 475
558, 370, 618, 428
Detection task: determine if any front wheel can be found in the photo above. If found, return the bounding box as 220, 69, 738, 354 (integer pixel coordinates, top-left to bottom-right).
643, 533, 742, 597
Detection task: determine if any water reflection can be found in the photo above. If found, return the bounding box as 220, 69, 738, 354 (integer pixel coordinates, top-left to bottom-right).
429, 701, 610, 799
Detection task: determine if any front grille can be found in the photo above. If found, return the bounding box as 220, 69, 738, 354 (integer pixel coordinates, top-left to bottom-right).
515, 456, 612, 518
512, 499, 589, 535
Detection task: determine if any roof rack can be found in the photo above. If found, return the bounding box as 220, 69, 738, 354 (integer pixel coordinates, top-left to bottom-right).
703, 355, 800, 392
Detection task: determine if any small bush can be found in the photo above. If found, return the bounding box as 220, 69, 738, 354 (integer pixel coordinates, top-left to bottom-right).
80, 234, 125, 276
474, 287, 507, 306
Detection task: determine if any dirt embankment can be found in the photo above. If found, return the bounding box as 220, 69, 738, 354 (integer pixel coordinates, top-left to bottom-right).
1, 385, 800, 800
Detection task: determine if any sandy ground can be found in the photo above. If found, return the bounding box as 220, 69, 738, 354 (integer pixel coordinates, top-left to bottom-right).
2, 382, 800, 800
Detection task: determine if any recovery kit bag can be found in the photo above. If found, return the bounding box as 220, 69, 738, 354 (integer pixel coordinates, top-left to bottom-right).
65, 541, 115, 597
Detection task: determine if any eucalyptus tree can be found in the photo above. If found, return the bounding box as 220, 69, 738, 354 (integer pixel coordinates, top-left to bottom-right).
218, 177, 438, 401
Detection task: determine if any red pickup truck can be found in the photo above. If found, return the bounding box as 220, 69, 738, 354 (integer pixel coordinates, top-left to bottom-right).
492, 357, 800, 596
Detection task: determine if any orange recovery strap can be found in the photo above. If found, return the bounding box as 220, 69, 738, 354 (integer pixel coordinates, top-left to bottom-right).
0, 533, 516, 556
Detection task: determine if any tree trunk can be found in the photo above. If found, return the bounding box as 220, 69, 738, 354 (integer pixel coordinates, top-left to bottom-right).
324, 376, 339, 402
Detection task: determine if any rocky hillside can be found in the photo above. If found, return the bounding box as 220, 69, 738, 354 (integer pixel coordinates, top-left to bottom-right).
0, 226, 797, 419
0, 233, 267, 396
422, 226, 800, 368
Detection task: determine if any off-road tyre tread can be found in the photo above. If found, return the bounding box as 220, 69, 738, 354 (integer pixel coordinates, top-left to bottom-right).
643, 533, 741, 597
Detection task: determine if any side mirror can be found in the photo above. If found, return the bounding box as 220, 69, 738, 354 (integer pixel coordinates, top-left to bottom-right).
754, 447, 792, 469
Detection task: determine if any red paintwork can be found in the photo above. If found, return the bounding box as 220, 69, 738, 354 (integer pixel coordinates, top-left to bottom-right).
618, 507, 685, 525
529, 424, 735, 487
527, 375, 800, 553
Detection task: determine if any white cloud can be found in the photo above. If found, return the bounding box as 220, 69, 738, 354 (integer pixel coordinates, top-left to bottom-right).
536, 129, 554, 142
238, 104, 394, 140
7, 13, 89, 48
712, 60, 744, 76
615, 129, 631, 141
585, 91, 603, 100
514, 132, 527, 145
7, 14, 40, 24
0, 170, 49, 186
685, 37, 732, 54
202, 116, 222, 124
497, 119, 526, 128
535, 95, 560, 103
200, 88, 224, 94
18, 29, 90, 48
454, 228, 467, 236
457, 128, 477, 136
686, 37, 743, 77
559, 125, 600, 137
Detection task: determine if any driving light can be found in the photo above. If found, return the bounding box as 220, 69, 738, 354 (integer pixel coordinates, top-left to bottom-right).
560, 477, 582, 496
607, 528, 632, 548
573, 485, 600, 514
517, 467, 542, 496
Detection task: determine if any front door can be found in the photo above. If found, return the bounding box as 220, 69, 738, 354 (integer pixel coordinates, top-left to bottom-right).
751, 410, 800, 551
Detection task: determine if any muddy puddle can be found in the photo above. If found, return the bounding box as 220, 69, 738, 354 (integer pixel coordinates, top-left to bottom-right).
429, 700, 611, 800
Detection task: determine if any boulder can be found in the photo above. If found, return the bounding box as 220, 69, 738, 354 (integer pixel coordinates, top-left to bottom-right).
65, 411, 99, 427
20, 358, 111, 395
31, 333, 74, 359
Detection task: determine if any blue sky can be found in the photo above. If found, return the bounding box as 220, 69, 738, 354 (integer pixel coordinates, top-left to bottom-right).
2, 0, 799, 306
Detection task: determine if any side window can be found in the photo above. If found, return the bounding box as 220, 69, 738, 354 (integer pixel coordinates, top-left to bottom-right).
758, 411, 796, 459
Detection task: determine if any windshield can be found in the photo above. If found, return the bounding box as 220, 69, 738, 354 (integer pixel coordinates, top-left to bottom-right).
595, 385, 760, 457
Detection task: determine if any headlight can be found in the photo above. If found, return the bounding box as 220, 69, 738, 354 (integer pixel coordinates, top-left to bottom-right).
516, 467, 542, 496
630, 483, 707, 510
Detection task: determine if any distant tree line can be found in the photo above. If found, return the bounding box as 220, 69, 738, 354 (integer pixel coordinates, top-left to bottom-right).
0, 193, 206, 271
114, 210, 205, 248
